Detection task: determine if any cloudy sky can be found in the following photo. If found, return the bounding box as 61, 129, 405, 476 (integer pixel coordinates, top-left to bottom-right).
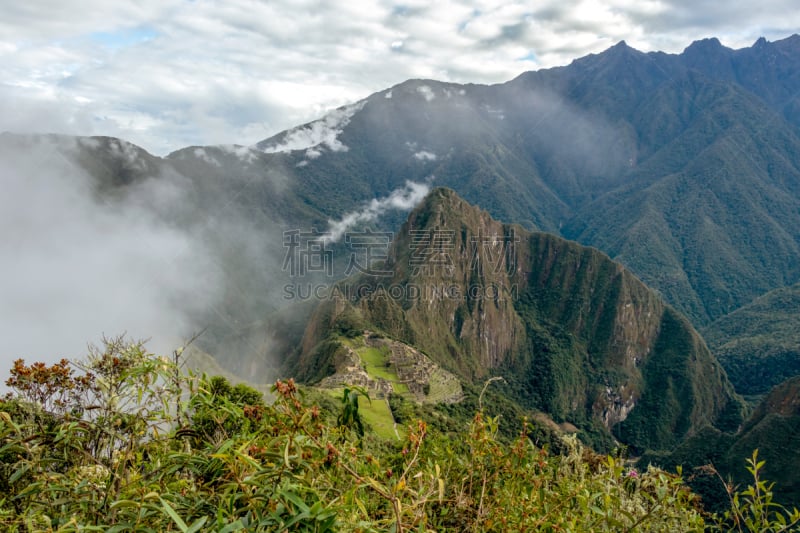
2, 0, 799, 155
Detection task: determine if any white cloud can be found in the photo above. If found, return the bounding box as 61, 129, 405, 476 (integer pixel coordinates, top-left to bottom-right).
416, 85, 436, 102
259, 101, 366, 154
217, 144, 259, 164
193, 147, 221, 167
413, 150, 437, 161
326, 181, 431, 243
0, 0, 799, 155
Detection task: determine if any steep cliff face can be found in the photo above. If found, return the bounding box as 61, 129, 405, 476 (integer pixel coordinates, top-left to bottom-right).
361, 187, 527, 376
293, 188, 744, 452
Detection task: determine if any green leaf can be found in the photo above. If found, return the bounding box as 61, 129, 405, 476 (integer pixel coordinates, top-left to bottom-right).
280, 489, 311, 513
159, 497, 188, 532
218, 520, 246, 533
281, 510, 311, 529
8, 463, 30, 484
185, 516, 208, 533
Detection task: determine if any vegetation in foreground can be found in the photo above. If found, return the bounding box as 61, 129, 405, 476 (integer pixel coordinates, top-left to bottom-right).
1, 338, 798, 531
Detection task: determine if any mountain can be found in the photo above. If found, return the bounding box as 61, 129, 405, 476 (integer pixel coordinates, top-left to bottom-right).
0, 132, 164, 193
288, 188, 745, 453
7, 35, 800, 380
703, 283, 800, 398
221, 34, 800, 327
647, 375, 800, 509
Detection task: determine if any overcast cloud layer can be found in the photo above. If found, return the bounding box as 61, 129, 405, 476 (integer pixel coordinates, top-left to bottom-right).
2, 0, 799, 155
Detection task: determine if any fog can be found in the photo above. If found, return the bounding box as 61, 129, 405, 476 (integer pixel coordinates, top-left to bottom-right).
0, 133, 436, 388
0, 136, 223, 375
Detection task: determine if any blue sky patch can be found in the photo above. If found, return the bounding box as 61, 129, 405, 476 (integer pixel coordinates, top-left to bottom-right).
88, 26, 158, 50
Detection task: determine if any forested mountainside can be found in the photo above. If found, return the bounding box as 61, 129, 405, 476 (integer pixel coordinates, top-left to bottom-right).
288, 188, 745, 453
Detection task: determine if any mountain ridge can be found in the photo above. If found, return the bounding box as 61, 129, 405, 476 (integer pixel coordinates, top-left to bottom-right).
235, 33, 800, 326
289, 188, 745, 452
7, 34, 800, 379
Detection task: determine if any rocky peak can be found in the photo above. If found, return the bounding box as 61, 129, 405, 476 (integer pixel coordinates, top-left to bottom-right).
295, 189, 745, 452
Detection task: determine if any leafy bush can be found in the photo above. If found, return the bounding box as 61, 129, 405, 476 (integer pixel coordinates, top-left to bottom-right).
709, 450, 800, 532
0, 339, 795, 531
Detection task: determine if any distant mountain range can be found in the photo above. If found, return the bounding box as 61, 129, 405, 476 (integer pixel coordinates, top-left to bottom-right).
5, 34, 800, 408
239, 33, 800, 327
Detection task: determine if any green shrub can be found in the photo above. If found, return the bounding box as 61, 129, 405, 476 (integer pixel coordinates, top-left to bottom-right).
0, 339, 793, 531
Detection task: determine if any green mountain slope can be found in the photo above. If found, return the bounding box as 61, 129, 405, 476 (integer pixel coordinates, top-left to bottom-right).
647, 375, 800, 509
563, 75, 800, 323
240, 35, 800, 326
288, 188, 745, 453
703, 283, 800, 397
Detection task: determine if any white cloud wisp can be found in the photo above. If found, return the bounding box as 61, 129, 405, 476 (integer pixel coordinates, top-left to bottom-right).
325, 180, 431, 243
